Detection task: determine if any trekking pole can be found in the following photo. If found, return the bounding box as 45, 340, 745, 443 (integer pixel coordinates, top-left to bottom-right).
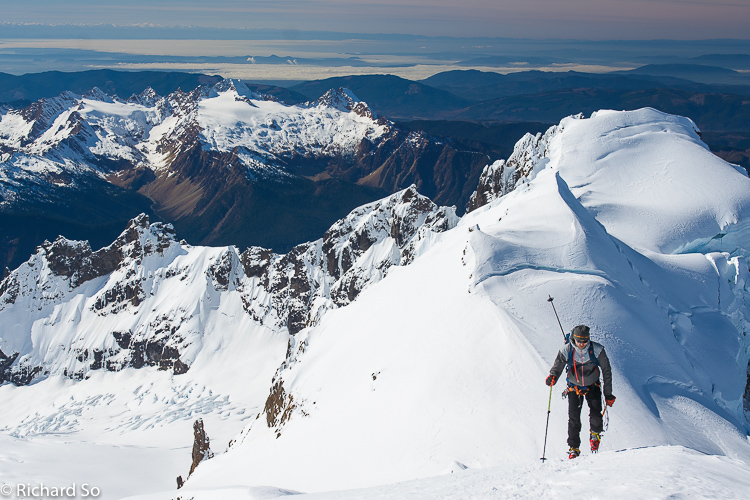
540, 384, 553, 462
540, 296, 566, 463
547, 296, 567, 342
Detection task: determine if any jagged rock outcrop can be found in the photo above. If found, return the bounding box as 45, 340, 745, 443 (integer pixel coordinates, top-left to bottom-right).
466, 119, 569, 212
177, 418, 214, 488
189, 418, 214, 476
0, 214, 187, 383
238, 185, 459, 335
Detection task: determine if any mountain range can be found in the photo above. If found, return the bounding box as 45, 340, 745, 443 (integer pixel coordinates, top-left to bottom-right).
4, 66, 750, 276
0, 78, 494, 271
1, 107, 749, 498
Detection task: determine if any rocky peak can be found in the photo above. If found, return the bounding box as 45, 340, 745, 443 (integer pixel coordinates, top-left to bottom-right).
466, 119, 569, 212
17, 91, 82, 143
127, 87, 161, 107
110, 214, 177, 262
210, 78, 280, 107
211, 79, 254, 98
165, 86, 207, 118
322, 185, 440, 275
83, 87, 116, 103
311, 88, 376, 120
28, 214, 176, 289
189, 418, 214, 476
320, 185, 458, 306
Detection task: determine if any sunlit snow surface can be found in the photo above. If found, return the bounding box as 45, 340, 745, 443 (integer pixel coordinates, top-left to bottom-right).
2, 108, 750, 499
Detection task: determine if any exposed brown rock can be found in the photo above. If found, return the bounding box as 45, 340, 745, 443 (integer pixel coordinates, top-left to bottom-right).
188, 418, 214, 476
264, 380, 297, 437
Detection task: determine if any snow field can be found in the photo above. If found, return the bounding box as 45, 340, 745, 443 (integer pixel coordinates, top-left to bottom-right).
124, 446, 750, 500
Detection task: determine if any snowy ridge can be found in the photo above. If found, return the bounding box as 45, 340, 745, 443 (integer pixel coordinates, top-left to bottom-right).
0, 186, 456, 386
2, 108, 750, 499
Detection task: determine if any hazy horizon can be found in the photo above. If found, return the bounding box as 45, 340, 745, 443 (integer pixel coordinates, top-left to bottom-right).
3, 0, 750, 40
1, 9, 750, 83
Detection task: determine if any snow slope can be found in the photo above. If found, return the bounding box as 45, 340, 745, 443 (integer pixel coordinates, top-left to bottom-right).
0, 187, 456, 497
2, 108, 750, 499
125, 446, 750, 500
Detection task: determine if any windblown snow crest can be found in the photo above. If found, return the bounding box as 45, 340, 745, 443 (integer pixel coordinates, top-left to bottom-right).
0, 186, 456, 386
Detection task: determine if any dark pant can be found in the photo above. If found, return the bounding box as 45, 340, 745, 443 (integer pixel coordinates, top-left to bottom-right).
567, 384, 603, 449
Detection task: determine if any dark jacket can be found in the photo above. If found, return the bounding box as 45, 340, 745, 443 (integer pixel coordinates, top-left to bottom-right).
549, 341, 612, 397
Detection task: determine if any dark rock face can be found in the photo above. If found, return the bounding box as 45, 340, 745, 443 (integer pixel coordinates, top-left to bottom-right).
0, 349, 44, 385
40, 238, 120, 289
208, 249, 242, 292
0, 348, 19, 385
239, 247, 273, 278
110, 330, 190, 375
240, 241, 319, 335
264, 381, 297, 438
0, 272, 19, 306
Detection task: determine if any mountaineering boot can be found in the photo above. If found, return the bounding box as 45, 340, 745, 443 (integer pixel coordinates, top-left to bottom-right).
590, 431, 601, 453
568, 447, 580, 459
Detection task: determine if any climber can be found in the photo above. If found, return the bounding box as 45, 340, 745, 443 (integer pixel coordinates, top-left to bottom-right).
545, 325, 615, 458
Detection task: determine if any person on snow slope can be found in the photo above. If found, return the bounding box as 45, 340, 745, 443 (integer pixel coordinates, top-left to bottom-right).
546, 325, 616, 459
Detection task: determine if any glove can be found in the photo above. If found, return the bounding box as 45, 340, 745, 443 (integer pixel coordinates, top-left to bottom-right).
605, 395, 616, 407
545, 375, 556, 386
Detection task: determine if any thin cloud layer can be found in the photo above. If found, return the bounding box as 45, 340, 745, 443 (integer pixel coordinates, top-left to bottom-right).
3, 0, 750, 39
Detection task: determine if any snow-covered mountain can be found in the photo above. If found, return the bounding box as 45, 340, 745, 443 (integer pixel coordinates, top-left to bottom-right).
0, 79, 489, 270
0, 186, 456, 386
0, 80, 383, 185
2, 108, 750, 499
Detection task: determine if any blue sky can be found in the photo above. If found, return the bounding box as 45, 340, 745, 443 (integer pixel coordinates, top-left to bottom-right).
3, 0, 750, 39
